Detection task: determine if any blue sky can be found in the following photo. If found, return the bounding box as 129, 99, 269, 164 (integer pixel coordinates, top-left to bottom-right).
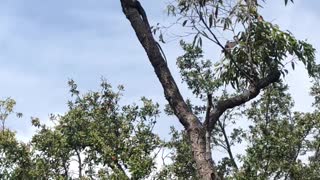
0, 0, 319, 142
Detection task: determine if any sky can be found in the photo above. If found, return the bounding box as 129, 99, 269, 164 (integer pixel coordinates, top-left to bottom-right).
0, 0, 319, 145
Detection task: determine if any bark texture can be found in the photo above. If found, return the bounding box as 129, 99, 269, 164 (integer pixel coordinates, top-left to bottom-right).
119, 0, 280, 179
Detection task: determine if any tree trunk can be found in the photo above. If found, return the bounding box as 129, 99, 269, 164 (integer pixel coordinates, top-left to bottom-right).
188, 126, 220, 180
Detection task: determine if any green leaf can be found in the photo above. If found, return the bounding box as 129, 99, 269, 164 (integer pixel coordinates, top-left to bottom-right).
215, 4, 219, 18
209, 14, 213, 28
291, 61, 295, 70
192, 33, 199, 47
198, 37, 202, 47
182, 20, 188, 27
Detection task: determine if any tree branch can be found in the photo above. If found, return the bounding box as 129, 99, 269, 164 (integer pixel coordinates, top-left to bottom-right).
194, 5, 255, 82
204, 93, 213, 127
217, 119, 238, 171
205, 69, 281, 131
120, 0, 200, 129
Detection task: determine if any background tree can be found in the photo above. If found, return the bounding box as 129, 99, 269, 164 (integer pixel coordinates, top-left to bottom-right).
31, 80, 162, 179
0, 98, 32, 179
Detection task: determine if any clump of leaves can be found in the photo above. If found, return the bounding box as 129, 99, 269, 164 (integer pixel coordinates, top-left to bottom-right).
31, 80, 162, 179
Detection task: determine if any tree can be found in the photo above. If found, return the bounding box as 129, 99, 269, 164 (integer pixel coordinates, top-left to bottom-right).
120, 0, 318, 179
31, 119, 72, 179
0, 130, 34, 180
0, 98, 32, 179
31, 80, 162, 179
0, 98, 22, 132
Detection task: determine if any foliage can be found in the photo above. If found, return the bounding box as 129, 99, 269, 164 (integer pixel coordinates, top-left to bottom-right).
159, 81, 320, 179
238, 82, 320, 179
0, 98, 22, 131
156, 127, 199, 180
0, 130, 34, 179
0, 98, 30, 179
172, 0, 317, 95
30, 80, 162, 179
